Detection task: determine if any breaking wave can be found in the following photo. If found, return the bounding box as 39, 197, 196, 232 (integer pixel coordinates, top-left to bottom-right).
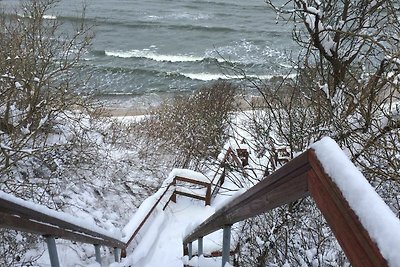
179, 72, 297, 81
104, 50, 227, 63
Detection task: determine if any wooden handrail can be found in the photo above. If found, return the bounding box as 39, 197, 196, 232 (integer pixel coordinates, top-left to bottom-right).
307, 150, 387, 266
184, 151, 310, 243
183, 149, 390, 267
124, 181, 175, 248
0, 196, 125, 248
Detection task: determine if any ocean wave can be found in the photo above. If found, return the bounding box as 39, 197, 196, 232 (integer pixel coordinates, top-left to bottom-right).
180, 72, 297, 81
87, 62, 295, 82
56, 14, 235, 33
16, 14, 57, 20
104, 50, 226, 63
146, 13, 211, 21
90, 65, 162, 76
208, 40, 284, 65
167, 23, 237, 33
190, 0, 264, 9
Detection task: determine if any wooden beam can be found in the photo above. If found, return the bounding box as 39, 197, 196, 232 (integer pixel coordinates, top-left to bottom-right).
175, 176, 210, 187
0, 212, 124, 248
0, 199, 124, 248
175, 190, 206, 201
183, 147, 393, 267
307, 150, 387, 267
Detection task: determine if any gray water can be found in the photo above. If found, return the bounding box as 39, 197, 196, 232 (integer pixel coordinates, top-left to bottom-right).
1, 0, 297, 107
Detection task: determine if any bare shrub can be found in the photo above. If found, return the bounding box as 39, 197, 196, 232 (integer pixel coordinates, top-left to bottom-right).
0, 0, 94, 198
0, 0, 97, 265
136, 81, 237, 171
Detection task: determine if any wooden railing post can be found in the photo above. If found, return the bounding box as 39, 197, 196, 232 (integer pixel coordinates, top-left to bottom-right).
205, 185, 211, 206
44, 236, 60, 267
198, 237, 203, 256
222, 225, 232, 267
171, 178, 177, 203
94, 244, 101, 264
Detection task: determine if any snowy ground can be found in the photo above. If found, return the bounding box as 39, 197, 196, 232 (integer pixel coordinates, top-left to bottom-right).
116, 177, 243, 267
119, 197, 216, 267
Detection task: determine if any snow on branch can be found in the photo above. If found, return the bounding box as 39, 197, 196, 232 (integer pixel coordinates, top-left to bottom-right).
303, 5, 337, 57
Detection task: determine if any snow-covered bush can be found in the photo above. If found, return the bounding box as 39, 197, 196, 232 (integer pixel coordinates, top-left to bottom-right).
0, 0, 95, 264
238, 201, 348, 267
136, 81, 237, 171
0, 0, 94, 200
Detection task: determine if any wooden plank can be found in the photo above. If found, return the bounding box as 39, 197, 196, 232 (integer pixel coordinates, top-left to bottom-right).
175, 176, 210, 187
175, 190, 206, 201
0, 212, 124, 248
226, 172, 309, 222
184, 151, 311, 244
307, 150, 387, 267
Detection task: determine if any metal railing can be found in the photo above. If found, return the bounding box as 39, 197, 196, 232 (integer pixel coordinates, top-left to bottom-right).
183, 149, 390, 267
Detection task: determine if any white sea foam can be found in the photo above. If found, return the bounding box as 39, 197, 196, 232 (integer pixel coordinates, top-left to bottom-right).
43, 15, 57, 20
146, 13, 210, 21
208, 40, 285, 65
17, 14, 57, 20
105, 49, 227, 63
180, 73, 232, 81
180, 72, 297, 81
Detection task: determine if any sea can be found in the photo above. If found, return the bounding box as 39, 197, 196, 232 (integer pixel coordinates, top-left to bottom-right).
1, 0, 298, 108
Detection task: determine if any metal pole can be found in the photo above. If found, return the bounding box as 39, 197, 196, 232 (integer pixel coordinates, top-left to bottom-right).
45, 236, 60, 267
198, 237, 203, 256
188, 242, 193, 259
94, 244, 101, 264
222, 225, 232, 267
114, 247, 120, 263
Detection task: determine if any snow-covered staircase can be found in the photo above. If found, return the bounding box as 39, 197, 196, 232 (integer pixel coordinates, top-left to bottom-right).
0, 148, 243, 266
3, 138, 399, 267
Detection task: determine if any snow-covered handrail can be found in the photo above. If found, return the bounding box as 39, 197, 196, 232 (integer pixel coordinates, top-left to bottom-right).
122, 178, 176, 251
184, 137, 400, 267
0, 190, 125, 266
0, 191, 124, 248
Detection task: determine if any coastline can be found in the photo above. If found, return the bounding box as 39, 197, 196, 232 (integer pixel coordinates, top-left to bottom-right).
97, 93, 265, 118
